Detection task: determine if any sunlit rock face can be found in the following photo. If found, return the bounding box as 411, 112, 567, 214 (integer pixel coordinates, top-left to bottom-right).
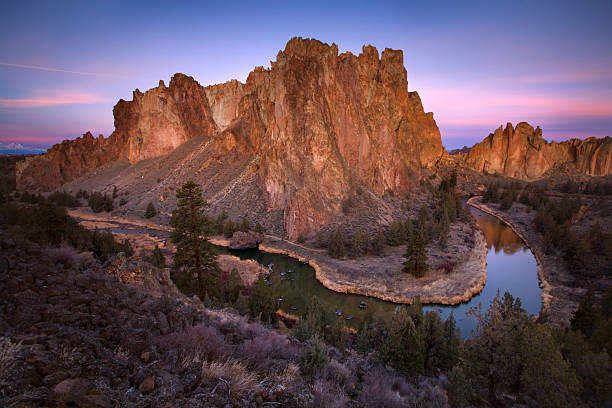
460, 122, 612, 179
16, 37, 445, 239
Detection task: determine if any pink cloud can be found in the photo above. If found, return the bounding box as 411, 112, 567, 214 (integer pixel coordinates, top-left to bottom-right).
0, 92, 109, 108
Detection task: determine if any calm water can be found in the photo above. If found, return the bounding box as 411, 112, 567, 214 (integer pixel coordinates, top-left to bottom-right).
219, 206, 542, 338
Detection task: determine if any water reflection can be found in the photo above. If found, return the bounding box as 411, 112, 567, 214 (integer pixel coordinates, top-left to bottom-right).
473, 210, 524, 254
217, 205, 542, 338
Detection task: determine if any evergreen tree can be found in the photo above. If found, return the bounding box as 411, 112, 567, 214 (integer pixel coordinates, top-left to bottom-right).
305, 296, 328, 336
351, 228, 367, 256
387, 220, 406, 246
423, 311, 445, 373
571, 289, 597, 338
447, 365, 472, 408
170, 181, 219, 300
223, 219, 235, 238
370, 227, 386, 255
329, 317, 349, 353
151, 244, 166, 268
215, 212, 228, 235
403, 227, 428, 278
144, 202, 157, 218
300, 334, 329, 379
355, 321, 371, 355
380, 307, 425, 376
239, 217, 250, 232
328, 228, 345, 258
254, 222, 265, 234
248, 275, 278, 323
518, 324, 582, 408
440, 312, 460, 370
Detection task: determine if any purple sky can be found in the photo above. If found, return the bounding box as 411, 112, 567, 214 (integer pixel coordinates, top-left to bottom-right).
1, 0, 610, 150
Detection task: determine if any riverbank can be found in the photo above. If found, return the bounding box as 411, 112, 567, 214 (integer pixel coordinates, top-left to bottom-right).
215, 220, 488, 305
69, 207, 489, 305
467, 196, 580, 327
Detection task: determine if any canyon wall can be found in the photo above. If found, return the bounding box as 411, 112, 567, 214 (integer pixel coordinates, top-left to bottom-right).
460, 122, 612, 179
16, 37, 445, 238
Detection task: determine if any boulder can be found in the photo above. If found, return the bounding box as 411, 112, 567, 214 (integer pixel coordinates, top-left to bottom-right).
229, 231, 264, 250
139, 375, 156, 394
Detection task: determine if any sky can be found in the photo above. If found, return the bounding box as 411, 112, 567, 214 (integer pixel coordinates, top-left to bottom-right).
0, 0, 610, 150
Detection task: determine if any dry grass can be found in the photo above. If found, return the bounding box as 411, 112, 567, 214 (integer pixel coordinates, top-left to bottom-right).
201, 359, 263, 398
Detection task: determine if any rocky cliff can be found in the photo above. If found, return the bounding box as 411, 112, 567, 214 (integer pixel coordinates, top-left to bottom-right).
460, 122, 612, 179
16, 37, 445, 239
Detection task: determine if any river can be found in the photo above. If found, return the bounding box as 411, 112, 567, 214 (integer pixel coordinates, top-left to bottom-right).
218, 206, 542, 337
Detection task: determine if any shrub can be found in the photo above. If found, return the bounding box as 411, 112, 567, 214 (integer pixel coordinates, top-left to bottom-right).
313, 380, 348, 408
47, 190, 80, 207
201, 359, 262, 397
0, 337, 22, 381
151, 244, 166, 268
88, 191, 113, 213
357, 366, 414, 408
144, 202, 157, 219
159, 324, 229, 366
299, 335, 328, 378
238, 332, 298, 371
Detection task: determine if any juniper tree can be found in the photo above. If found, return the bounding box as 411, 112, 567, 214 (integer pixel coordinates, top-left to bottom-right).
328, 228, 345, 258
223, 219, 235, 238
403, 227, 429, 278
170, 181, 219, 300
144, 202, 157, 218
351, 228, 367, 256
151, 244, 166, 268
239, 217, 250, 232
370, 227, 386, 255
380, 307, 425, 376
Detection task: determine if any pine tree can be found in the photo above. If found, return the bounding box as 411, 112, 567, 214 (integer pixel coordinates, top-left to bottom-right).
571, 288, 597, 338
328, 228, 345, 258
170, 181, 219, 300
380, 307, 425, 376
440, 312, 460, 371
423, 310, 445, 373
403, 227, 429, 278
387, 220, 407, 246
370, 227, 386, 255
151, 244, 166, 268
239, 217, 250, 232
254, 222, 265, 234
215, 212, 228, 235
144, 202, 157, 218
329, 317, 349, 353
351, 228, 367, 256
223, 219, 235, 238
248, 275, 278, 323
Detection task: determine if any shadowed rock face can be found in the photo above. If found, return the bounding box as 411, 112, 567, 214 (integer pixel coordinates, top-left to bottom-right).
16, 37, 445, 239
460, 122, 612, 179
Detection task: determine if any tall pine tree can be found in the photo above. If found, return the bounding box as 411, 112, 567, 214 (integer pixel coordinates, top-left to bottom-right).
403, 226, 429, 278
170, 181, 219, 300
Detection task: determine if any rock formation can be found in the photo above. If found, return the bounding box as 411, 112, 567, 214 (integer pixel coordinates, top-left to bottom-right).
229, 231, 264, 250
16, 37, 445, 239
459, 122, 612, 179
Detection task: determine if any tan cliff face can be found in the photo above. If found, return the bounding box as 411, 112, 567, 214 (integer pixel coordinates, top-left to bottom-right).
16, 37, 445, 239
460, 122, 612, 179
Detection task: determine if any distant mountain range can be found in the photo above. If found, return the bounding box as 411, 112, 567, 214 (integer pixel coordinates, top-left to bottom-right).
0, 142, 45, 156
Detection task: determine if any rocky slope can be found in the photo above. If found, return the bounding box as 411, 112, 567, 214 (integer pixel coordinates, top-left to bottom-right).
17, 37, 445, 239
459, 122, 612, 180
